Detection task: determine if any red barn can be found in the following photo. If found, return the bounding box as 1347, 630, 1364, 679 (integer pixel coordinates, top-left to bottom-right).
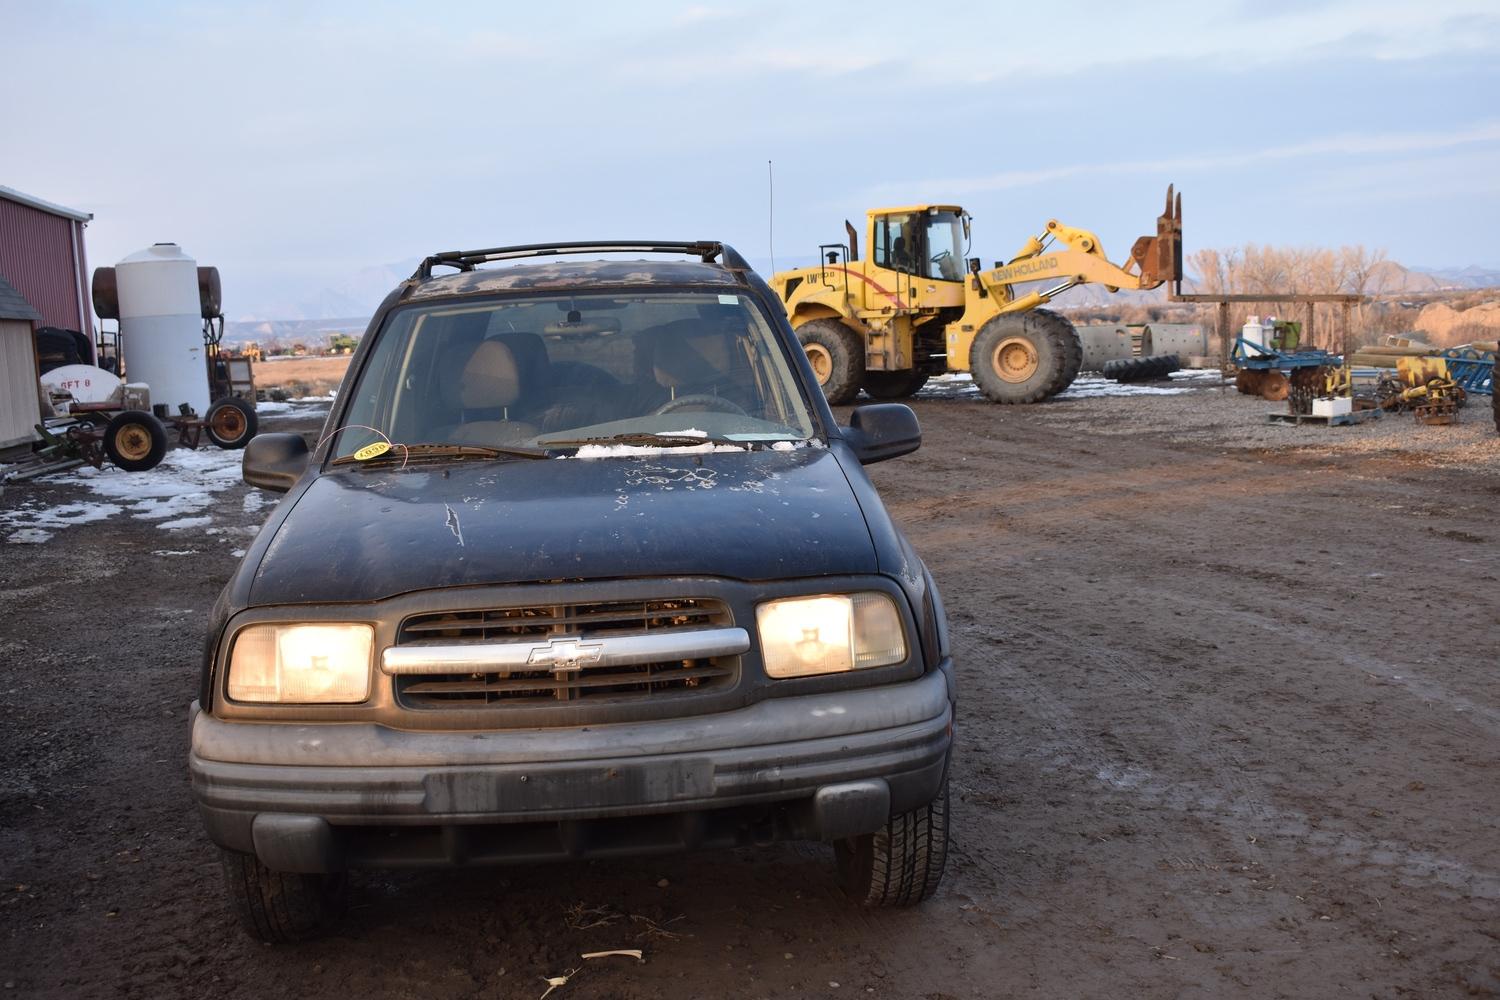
0, 185, 94, 449
0, 185, 94, 344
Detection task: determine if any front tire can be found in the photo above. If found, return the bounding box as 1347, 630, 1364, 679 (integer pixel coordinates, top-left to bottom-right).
835, 775, 950, 907
796, 319, 865, 405
103, 410, 167, 472
220, 848, 347, 943
969, 311, 1079, 404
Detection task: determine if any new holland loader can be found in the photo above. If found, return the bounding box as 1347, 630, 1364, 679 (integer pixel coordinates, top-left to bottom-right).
772, 186, 1183, 404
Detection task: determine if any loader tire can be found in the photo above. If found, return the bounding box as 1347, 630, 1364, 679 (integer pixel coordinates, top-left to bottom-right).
220, 848, 347, 943
862, 370, 929, 400
103, 410, 167, 472
797, 319, 865, 405
970, 312, 1078, 404
1035, 308, 1083, 395
1102, 354, 1180, 383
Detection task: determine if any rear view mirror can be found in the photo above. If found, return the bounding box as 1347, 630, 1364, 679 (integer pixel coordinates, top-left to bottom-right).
243, 433, 310, 493
842, 404, 921, 464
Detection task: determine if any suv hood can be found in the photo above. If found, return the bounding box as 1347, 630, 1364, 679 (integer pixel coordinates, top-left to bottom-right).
248, 447, 877, 605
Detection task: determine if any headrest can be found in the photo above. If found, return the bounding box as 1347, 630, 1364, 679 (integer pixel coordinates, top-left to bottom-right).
459, 339, 522, 409
651, 320, 742, 389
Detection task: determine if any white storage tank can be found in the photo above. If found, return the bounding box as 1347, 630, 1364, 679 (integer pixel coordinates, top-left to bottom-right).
114, 243, 209, 415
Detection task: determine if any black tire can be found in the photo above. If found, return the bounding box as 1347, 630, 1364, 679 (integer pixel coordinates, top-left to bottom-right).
220, 848, 347, 943
835, 774, 949, 907
796, 319, 865, 405
103, 409, 167, 472
1102, 354, 1180, 383
969, 312, 1077, 404
862, 370, 929, 400
1035, 308, 1083, 395
205, 396, 258, 449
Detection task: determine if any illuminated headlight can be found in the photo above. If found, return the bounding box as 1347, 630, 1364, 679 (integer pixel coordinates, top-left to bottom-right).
756, 593, 906, 678
227, 623, 373, 703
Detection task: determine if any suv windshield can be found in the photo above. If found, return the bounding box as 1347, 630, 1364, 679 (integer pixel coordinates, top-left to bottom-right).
332, 290, 817, 459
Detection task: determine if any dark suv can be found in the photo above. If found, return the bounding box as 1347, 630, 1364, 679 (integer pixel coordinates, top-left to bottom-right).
190, 241, 955, 941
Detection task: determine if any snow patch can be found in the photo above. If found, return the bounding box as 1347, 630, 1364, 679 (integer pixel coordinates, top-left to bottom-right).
6, 528, 54, 544
571, 442, 749, 459
158, 515, 213, 530
151, 549, 199, 556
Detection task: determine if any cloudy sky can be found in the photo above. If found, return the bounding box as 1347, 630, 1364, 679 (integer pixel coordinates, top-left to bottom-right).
5, 0, 1499, 320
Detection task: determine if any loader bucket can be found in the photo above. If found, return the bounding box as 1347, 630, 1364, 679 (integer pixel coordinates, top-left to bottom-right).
1128, 184, 1183, 290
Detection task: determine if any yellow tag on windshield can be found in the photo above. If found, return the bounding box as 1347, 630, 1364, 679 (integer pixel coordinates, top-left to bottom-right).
353, 441, 392, 461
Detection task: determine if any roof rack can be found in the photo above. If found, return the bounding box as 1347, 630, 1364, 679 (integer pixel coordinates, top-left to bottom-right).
411, 241, 751, 281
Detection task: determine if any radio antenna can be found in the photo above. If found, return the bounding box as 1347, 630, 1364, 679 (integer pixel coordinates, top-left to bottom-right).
767, 159, 776, 274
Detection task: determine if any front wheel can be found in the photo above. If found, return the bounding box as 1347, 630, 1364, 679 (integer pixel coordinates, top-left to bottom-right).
103, 410, 167, 472
220, 848, 347, 943
796, 319, 865, 405
969, 311, 1079, 404
835, 775, 950, 907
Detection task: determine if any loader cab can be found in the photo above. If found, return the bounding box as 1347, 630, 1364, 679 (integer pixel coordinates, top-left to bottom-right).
869, 206, 968, 283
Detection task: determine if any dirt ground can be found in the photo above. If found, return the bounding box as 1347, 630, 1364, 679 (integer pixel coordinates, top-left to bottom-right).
252, 355, 351, 396
2, 385, 1497, 999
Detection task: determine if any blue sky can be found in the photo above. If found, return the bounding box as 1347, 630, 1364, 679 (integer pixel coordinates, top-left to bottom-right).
4, 0, 1498, 319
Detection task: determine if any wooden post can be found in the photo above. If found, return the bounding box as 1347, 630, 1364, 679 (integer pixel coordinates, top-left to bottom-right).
1218, 300, 1231, 379
1305, 300, 1316, 350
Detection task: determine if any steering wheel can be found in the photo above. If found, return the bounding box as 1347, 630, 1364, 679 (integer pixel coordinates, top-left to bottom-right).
930, 249, 952, 264
652, 394, 748, 416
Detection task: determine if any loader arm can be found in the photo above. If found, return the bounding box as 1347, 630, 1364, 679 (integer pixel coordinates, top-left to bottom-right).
977, 184, 1183, 314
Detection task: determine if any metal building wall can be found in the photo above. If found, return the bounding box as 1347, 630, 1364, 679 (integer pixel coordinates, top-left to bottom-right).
0, 319, 42, 448
0, 196, 92, 338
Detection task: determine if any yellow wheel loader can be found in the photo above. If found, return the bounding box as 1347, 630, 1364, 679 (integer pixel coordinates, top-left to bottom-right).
771, 186, 1183, 404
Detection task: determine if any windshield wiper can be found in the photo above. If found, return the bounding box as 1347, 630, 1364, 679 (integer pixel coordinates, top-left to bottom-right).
331, 442, 552, 466
537, 433, 742, 449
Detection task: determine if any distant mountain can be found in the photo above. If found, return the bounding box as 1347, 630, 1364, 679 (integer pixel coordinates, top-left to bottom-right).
232, 261, 415, 324
223, 316, 369, 347
1408, 264, 1500, 289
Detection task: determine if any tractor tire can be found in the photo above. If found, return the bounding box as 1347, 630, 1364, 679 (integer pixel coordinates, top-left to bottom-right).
220, 848, 347, 944
797, 319, 865, 405
969, 312, 1077, 404
1035, 308, 1083, 395
862, 370, 929, 400
205, 396, 258, 450
1102, 354, 1180, 383
835, 772, 949, 907
103, 410, 167, 472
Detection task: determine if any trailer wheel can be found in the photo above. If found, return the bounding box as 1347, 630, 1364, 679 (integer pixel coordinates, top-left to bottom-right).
797, 319, 865, 405
862, 371, 929, 400
205, 397, 258, 450
103, 410, 167, 472
969, 312, 1075, 404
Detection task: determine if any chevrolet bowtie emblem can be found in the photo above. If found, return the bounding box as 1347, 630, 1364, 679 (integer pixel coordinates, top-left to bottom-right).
527, 637, 605, 672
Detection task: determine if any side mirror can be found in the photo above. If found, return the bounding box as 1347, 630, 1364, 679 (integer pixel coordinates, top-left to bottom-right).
842, 403, 921, 464
243, 433, 310, 493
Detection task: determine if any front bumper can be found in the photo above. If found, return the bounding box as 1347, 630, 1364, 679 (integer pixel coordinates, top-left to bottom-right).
190, 666, 953, 872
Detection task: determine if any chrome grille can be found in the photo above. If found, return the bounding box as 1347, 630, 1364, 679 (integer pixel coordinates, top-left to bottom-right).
391, 599, 739, 707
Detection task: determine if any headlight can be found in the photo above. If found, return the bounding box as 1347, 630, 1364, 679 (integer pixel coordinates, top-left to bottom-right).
227, 623, 373, 703
756, 593, 906, 678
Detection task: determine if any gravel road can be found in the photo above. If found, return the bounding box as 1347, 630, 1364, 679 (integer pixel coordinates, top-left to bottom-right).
2, 388, 1497, 998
